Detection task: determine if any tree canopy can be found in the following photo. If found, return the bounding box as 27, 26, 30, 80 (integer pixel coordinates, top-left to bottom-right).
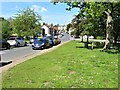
0, 17, 12, 40
11, 8, 42, 37
52, 0, 120, 49
1, 8, 42, 40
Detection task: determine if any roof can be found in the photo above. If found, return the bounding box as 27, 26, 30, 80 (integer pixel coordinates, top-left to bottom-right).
50, 26, 58, 31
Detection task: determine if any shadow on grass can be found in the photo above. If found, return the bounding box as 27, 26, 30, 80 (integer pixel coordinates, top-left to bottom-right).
75, 43, 120, 54
100, 43, 120, 54
76, 46, 85, 48
100, 49, 120, 54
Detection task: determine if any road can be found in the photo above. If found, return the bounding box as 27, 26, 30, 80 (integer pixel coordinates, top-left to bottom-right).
0, 33, 71, 62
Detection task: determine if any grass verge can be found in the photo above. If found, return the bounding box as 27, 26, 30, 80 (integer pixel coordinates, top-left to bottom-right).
2, 41, 118, 88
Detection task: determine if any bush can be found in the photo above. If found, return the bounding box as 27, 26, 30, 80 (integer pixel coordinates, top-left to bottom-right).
97, 36, 105, 40
94, 42, 104, 48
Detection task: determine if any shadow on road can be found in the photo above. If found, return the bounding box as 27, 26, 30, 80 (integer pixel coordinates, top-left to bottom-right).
0, 61, 12, 67
0, 55, 12, 67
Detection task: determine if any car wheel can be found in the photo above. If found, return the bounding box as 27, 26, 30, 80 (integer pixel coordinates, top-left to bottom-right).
45, 43, 49, 48
51, 44, 53, 47
7, 44, 10, 49
32, 48, 35, 50
17, 43, 20, 47
48, 43, 51, 48
40, 47, 44, 50
44, 45, 47, 49
24, 42, 27, 46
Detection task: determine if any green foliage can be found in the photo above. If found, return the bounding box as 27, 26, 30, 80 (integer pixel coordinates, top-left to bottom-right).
66, 23, 72, 31
70, 30, 75, 36
12, 8, 41, 37
97, 36, 105, 40
53, 1, 120, 40
0, 17, 12, 40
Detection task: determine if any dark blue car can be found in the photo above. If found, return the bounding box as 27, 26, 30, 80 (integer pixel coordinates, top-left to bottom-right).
44, 36, 54, 47
32, 38, 50, 50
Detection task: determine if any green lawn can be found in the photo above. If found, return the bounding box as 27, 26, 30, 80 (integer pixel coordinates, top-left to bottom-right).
2, 41, 118, 88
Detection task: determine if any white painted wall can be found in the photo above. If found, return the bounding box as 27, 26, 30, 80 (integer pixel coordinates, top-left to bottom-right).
41, 25, 50, 35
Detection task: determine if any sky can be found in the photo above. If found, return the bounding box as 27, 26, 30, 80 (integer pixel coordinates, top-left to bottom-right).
1, 1, 80, 25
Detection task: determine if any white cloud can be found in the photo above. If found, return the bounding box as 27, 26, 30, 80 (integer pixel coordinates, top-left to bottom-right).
41, 7, 47, 12
15, 6, 19, 9
31, 5, 47, 12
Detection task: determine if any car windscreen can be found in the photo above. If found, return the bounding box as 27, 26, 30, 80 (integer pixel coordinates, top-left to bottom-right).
36, 38, 44, 41
46, 36, 53, 40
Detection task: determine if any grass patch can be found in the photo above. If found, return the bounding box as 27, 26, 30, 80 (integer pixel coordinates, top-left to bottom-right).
2, 41, 118, 88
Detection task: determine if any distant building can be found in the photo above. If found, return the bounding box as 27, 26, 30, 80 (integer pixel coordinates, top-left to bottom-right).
53, 26, 59, 35
50, 25, 59, 35
41, 23, 50, 37
41, 23, 64, 36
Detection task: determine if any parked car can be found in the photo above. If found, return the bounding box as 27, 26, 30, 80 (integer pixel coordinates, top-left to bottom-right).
7, 37, 27, 47
30, 37, 37, 44
32, 38, 50, 50
58, 34, 62, 38
45, 36, 54, 47
53, 37, 61, 45
0, 40, 10, 50
61, 32, 64, 36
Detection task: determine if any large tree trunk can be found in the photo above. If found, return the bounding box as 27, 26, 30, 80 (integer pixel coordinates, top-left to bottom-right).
103, 10, 114, 50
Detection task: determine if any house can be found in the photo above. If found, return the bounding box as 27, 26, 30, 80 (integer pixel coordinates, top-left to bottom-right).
41, 23, 50, 37
41, 23, 63, 37
49, 25, 59, 36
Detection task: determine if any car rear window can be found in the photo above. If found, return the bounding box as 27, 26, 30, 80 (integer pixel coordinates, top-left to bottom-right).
8, 37, 16, 40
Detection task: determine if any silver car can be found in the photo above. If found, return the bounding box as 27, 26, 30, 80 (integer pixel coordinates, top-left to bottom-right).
7, 37, 27, 47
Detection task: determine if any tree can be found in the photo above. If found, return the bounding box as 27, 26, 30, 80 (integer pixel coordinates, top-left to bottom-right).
114, 16, 120, 44
52, 1, 120, 49
12, 8, 42, 37
0, 17, 12, 40
66, 23, 72, 32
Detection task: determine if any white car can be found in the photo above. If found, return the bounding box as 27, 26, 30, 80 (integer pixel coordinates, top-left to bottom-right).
30, 37, 37, 44
61, 32, 64, 36
7, 37, 27, 47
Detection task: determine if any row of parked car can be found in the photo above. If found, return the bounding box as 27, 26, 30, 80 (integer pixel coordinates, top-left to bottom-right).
32, 35, 61, 50
0, 36, 27, 50
0, 35, 61, 50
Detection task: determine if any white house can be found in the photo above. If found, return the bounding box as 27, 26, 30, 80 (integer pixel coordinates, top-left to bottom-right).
41, 23, 50, 36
